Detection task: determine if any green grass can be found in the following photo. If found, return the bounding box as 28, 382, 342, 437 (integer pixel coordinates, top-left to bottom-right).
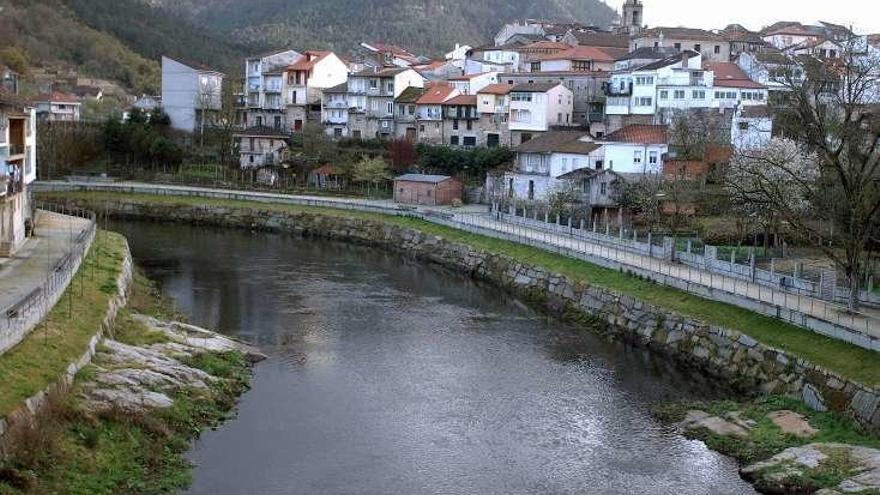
654, 396, 880, 465
0, 231, 127, 417
40, 191, 880, 387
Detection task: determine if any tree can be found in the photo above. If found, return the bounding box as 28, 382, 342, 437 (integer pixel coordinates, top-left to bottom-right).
349, 155, 391, 197
214, 78, 242, 168
0, 47, 29, 75
730, 42, 880, 310
388, 139, 418, 173
546, 179, 581, 218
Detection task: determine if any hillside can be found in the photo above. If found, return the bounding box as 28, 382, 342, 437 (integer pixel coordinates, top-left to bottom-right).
139, 0, 620, 56
0, 0, 160, 93
1, 0, 617, 95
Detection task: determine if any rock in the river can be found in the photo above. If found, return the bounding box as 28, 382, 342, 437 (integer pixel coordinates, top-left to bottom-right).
132, 314, 267, 363
767, 410, 818, 438
679, 409, 751, 438
81, 316, 263, 414
741, 443, 880, 494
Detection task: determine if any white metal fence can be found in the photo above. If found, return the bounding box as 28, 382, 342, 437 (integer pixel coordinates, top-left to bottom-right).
0, 204, 96, 356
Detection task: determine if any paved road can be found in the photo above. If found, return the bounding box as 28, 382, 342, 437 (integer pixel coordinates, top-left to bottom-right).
37, 180, 880, 348
0, 211, 91, 313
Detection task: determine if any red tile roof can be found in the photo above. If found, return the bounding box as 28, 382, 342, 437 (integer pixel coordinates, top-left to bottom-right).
603, 125, 668, 144
442, 94, 477, 106
448, 71, 494, 81
477, 83, 513, 95
34, 91, 80, 104
533, 45, 627, 62
516, 41, 572, 51
288, 51, 332, 71
704, 62, 766, 89
416, 84, 457, 104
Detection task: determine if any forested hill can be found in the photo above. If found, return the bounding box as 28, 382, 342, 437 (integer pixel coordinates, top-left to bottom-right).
140, 0, 619, 55
0, 0, 617, 94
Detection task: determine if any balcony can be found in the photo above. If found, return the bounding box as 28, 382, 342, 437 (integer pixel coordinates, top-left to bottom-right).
587, 111, 605, 123
7, 144, 25, 157
325, 100, 348, 109
602, 81, 632, 96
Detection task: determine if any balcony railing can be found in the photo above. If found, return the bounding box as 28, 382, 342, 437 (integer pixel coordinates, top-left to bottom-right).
602, 82, 632, 96
326, 101, 348, 109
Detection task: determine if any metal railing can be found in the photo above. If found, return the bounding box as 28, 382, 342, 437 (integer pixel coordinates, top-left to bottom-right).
0, 204, 96, 356
31, 181, 880, 351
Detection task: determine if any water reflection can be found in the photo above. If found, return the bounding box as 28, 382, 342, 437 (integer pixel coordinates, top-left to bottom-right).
110, 221, 756, 495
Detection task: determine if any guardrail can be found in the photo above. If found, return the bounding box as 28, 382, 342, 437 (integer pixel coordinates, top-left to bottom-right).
32, 181, 880, 351
0, 203, 96, 356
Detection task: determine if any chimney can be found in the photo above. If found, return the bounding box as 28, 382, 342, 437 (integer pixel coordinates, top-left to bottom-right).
681, 52, 689, 69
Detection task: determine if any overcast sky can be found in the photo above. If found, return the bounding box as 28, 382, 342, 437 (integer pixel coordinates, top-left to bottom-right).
607, 0, 880, 35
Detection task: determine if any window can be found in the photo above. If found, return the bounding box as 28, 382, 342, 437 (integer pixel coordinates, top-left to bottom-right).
334, 128, 343, 137
738, 121, 749, 130
249, 155, 254, 164
463, 136, 476, 147
386, 82, 394, 93
466, 120, 472, 130
595, 160, 604, 170
530, 62, 541, 72
654, 41, 659, 48
673, 90, 685, 99
636, 97, 652, 106
508, 178, 514, 197
692, 90, 705, 99
659, 90, 669, 99
600, 182, 607, 195
634, 150, 643, 164
674, 42, 682, 50
369, 79, 378, 89
520, 133, 533, 144
409, 104, 415, 115
557, 112, 562, 123
255, 116, 262, 126
528, 180, 535, 200
419, 124, 425, 132
562, 157, 569, 171
649, 151, 658, 164
694, 44, 702, 52
635, 76, 654, 85
274, 116, 282, 129
386, 102, 393, 114
450, 136, 460, 145
453, 119, 459, 130
572, 60, 591, 71
727, 91, 737, 99
511, 92, 533, 102
714, 45, 721, 54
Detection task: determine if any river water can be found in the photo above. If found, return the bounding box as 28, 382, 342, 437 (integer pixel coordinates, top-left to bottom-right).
110, 221, 757, 495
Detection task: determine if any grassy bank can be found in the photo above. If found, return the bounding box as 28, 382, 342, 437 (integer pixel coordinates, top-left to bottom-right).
40, 191, 880, 387
0, 231, 126, 417
653, 396, 880, 492
0, 266, 251, 494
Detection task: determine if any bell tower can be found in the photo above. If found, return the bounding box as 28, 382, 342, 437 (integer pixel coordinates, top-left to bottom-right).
622, 0, 644, 34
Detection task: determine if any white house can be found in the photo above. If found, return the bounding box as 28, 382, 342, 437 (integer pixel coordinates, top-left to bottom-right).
471, 45, 522, 72
597, 124, 668, 174
321, 83, 350, 138
448, 72, 498, 95
508, 83, 575, 145
731, 106, 773, 150
284, 51, 350, 131
0, 93, 37, 254
32, 92, 81, 122
345, 67, 426, 139
233, 126, 289, 169
161, 56, 224, 132
503, 130, 601, 200
243, 49, 301, 130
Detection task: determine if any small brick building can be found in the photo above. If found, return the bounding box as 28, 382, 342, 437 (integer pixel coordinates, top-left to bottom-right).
393, 174, 463, 206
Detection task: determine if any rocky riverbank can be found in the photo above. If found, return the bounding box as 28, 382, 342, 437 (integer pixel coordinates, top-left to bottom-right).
0, 267, 264, 494
655, 396, 880, 494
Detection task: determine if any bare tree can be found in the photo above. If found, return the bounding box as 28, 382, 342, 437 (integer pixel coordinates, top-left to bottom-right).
729, 38, 880, 309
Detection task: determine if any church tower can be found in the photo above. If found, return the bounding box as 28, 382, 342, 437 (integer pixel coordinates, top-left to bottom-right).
621, 0, 644, 34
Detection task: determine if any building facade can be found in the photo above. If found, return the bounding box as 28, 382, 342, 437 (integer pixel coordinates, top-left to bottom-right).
161, 56, 225, 132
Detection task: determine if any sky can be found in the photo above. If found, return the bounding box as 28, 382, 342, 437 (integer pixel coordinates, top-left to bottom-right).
607, 0, 880, 35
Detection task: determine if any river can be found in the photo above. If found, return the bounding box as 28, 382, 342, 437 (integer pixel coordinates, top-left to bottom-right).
110, 221, 757, 495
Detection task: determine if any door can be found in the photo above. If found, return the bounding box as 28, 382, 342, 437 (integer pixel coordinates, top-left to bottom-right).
487, 133, 499, 148
294, 119, 303, 131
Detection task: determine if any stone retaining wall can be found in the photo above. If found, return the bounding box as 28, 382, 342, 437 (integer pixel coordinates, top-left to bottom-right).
54, 197, 880, 434
0, 238, 133, 456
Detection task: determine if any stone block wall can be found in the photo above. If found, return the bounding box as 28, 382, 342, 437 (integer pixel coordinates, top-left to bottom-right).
54, 198, 880, 434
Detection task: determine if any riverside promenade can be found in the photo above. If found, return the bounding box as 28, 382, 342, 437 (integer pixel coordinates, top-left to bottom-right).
0, 209, 94, 354
34, 180, 880, 351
